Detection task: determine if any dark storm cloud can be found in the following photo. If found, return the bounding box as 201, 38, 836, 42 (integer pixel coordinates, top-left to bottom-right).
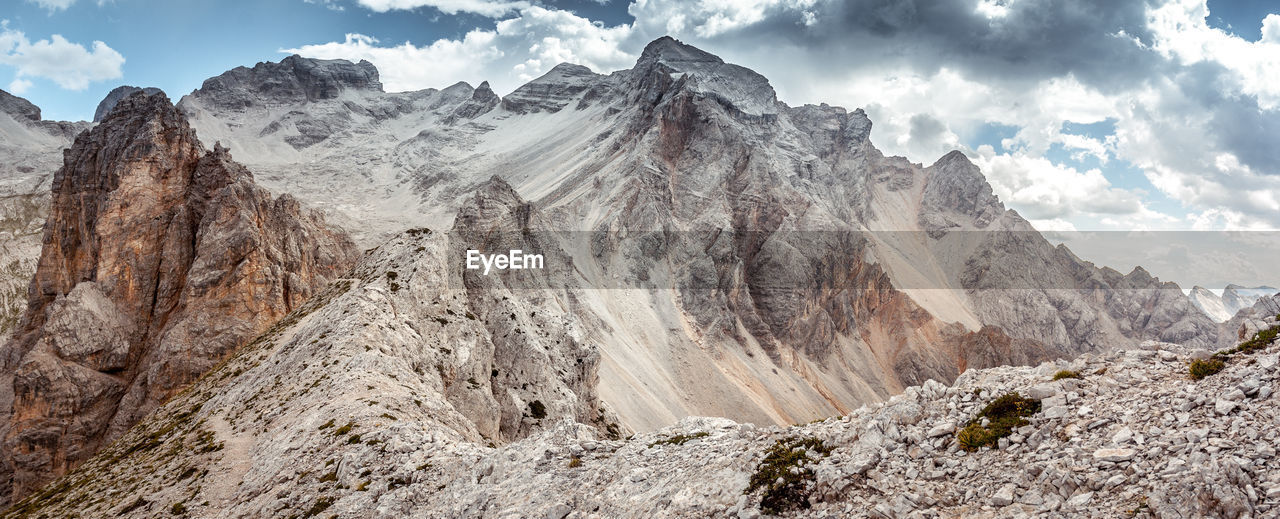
700, 0, 1162, 93
1157, 60, 1280, 176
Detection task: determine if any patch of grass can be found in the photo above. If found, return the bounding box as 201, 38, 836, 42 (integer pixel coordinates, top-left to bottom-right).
1052, 370, 1080, 380
744, 436, 833, 515
318, 471, 338, 483
1189, 358, 1225, 380
955, 392, 1041, 452
170, 502, 187, 515
528, 400, 547, 420
648, 431, 709, 448
1220, 321, 1279, 357
347, 434, 362, 445
318, 419, 335, 430
567, 456, 582, 468
333, 422, 355, 436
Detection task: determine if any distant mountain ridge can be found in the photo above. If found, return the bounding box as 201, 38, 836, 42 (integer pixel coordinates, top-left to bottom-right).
1190, 284, 1279, 322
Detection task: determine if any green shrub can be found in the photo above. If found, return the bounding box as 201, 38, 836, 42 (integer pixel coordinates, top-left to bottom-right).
955, 392, 1041, 451
744, 437, 832, 515
1221, 322, 1278, 356
648, 431, 709, 448
1189, 358, 1225, 380
1052, 370, 1080, 380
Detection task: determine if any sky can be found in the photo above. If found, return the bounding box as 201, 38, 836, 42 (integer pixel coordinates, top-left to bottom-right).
2, 0, 1279, 289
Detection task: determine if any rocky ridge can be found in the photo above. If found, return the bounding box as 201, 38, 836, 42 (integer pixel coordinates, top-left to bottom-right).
4, 268, 1275, 517
1192, 285, 1279, 323
0, 91, 359, 505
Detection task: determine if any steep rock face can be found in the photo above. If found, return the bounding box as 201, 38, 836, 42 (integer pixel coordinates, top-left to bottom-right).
93, 86, 164, 122
1190, 286, 1233, 322
0, 92, 358, 504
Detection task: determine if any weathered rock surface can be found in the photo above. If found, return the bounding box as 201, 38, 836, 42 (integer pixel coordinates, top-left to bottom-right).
0, 91, 358, 505
93, 86, 164, 122
6, 288, 1276, 518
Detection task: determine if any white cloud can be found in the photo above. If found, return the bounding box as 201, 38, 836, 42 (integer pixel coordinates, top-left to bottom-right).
8, 78, 33, 94
0, 25, 124, 90
25, 0, 77, 11
1147, 0, 1280, 109
971, 145, 1159, 225
354, 0, 529, 17
283, 6, 635, 94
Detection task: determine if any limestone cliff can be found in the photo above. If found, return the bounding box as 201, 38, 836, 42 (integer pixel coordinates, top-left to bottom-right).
0, 91, 358, 505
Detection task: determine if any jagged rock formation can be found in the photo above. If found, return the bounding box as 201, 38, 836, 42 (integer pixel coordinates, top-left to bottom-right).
0, 91, 358, 505
5, 293, 1275, 517
93, 86, 164, 123
169, 37, 1224, 433
1191, 286, 1234, 322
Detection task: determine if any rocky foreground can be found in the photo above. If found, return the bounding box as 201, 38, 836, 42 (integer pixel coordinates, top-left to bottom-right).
5, 271, 1275, 517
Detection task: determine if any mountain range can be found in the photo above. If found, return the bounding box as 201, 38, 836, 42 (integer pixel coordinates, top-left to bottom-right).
0, 37, 1267, 516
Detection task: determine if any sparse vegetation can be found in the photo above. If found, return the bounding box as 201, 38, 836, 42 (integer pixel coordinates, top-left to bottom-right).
1220, 319, 1279, 357
648, 431, 709, 448
170, 502, 187, 515
333, 421, 355, 436
955, 392, 1041, 452
745, 436, 833, 515
1052, 370, 1080, 380
567, 456, 582, 468
1189, 358, 1226, 380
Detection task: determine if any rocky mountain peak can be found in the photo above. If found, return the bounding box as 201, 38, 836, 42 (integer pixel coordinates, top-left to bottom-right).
0, 89, 41, 122
0, 89, 358, 505
922, 150, 1004, 227
93, 85, 165, 122
631, 36, 778, 117
186, 55, 382, 110
501, 63, 602, 114
638, 35, 722, 66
